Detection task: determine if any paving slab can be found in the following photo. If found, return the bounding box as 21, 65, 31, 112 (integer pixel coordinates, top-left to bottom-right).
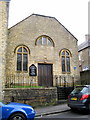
35, 103, 70, 117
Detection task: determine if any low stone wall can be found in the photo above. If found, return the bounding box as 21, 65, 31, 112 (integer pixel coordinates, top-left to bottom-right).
3, 87, 57, 107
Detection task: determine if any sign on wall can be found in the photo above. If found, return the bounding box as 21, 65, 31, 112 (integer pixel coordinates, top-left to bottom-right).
74, 66, 77, 70
29, 64, 37, 76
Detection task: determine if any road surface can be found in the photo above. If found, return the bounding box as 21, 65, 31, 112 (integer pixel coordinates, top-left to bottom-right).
35, 110, 90, 120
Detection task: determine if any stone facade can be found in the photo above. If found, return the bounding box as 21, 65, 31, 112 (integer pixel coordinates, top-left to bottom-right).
78, 35, 90, 71
6, 14, 80, 87
0, 1, 81, 107
78, 35, 90, 85
79, 48, 90, 71
0, 1, 9, 100
0, 1, 80, 94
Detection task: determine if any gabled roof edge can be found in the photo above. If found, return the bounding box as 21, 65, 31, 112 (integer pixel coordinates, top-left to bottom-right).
8, 13, 78, 41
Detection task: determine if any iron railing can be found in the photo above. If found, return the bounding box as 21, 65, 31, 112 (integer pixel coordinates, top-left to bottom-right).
54, 75, 80, 87
5, 74, 80, 88
5, 74, 37, 88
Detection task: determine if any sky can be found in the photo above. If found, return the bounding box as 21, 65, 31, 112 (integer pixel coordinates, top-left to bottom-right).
8, 0, 89, 45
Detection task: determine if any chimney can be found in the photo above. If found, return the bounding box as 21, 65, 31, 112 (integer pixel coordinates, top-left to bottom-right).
85, 34, 90, 41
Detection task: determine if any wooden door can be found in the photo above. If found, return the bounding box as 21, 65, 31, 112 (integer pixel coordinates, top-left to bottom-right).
38, 64, 53, 87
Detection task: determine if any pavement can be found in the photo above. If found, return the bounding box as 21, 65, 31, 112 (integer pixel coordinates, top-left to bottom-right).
35, 100, 70, 117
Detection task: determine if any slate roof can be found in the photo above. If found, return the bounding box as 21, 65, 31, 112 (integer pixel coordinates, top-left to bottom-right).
78, 39, 90, 52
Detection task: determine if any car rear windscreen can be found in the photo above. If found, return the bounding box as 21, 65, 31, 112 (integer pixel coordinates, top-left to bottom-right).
71, 86, 89, 94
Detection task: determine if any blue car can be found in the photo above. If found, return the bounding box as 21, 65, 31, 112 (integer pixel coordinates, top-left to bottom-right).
0, 102, 36, 120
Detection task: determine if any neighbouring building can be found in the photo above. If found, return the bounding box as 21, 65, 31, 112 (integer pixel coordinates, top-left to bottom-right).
78, 34, 90, 71
78, 34, 90, 84
0, 0, 80, 95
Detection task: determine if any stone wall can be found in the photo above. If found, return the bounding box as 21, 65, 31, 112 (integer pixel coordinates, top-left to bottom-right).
0, 1, 9, 100
3, 87, 57, 107
79, 48, 89, 71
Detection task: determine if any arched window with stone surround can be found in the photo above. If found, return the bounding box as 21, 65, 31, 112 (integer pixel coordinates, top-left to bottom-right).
16, 46, 29, 72
35, 35, 54, 46
60, 49, 71, 73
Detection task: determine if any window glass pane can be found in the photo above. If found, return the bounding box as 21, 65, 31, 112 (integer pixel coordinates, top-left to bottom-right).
71, 86, 89, 94
62, 51, 65, 55
23, 54, 28, 71
66, 57, 70, 72
43, 37, 47, 45
18, 47, 22, 52
66, 51, 69, 56
23, 47, 27, 52
37, 38, 42, 45
37, 36, 53, 46
62, 56, 65, 72
17, 54, 22, 71
48, 39, 52, 46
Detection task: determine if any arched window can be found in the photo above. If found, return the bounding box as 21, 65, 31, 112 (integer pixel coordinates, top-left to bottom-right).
16, 46, 29, 72
36, 35, 54, 46
60, 49, 71, 73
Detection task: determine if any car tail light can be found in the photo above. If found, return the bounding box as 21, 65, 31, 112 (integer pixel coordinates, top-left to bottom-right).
68, 95, 70, 99
80, 94, 90, 100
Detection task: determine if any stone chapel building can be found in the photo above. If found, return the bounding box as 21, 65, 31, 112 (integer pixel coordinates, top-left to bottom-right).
0, 0, 80, 98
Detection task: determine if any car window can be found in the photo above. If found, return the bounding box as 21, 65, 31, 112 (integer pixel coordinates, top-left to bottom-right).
81, 87, 90, 93
71, 86, 90, 94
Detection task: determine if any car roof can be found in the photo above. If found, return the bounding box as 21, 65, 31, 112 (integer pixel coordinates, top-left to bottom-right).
76, 85, 90, 88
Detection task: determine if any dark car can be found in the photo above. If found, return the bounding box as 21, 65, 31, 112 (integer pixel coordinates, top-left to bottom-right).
0, 102, 36, 120
67, 85, 90, 111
